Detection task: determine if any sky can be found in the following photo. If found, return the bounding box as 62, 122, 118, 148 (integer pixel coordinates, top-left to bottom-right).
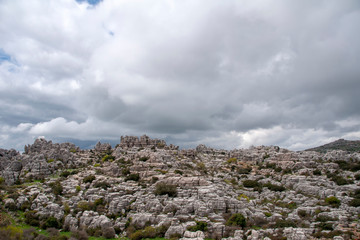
0, 0, 360, 151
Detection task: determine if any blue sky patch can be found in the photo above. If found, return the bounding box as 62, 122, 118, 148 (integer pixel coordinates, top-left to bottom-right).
76, 0, 103, 5
0, 48, 11, 63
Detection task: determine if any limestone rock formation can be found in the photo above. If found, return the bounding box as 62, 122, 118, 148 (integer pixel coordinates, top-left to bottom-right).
0, 136, 360, 240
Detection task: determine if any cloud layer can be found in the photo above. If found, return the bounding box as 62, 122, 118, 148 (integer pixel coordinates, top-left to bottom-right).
1, 0, 360, 151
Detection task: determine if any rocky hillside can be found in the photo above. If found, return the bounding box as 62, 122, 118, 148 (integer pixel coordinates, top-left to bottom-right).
0, 135, 360, 240
306, 139, 360, 153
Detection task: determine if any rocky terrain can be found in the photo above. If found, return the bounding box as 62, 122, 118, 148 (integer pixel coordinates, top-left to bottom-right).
0, 135, 360, 240
306, 139, 360, 153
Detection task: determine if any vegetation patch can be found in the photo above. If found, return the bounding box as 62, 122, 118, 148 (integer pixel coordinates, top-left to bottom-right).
154, 183, 177, 197
226, 213, 246, 228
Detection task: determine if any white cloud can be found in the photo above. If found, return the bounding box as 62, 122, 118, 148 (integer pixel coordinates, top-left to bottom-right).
0, 0, 359, 151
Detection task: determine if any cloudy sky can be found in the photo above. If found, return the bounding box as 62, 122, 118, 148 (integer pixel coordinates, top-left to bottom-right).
1, 0, 360, 151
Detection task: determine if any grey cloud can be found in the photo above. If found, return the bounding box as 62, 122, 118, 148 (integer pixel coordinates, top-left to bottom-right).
0, 0, 359, 151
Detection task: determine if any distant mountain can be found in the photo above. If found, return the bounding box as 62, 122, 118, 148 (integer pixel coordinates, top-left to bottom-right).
306, 139, 360, 153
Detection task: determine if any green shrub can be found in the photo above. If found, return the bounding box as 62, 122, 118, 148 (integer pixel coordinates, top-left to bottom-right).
60, 171, 71, 178
47, 158, 55, 163
129, 226, 158, 240
0, 177, 5, 185
264, 212, 272, 217
187, 221, 208, 232
94, 181, 111, 190
282, 168, 292, 174
139, 156, 149, 162
263, 182, 285, 192
242, 180, 261, 188
349, 198, 360, 207
83, 175, 96, 183
125, 173, 140, 182
297, 210, 309, 218
355, 174, 360, 180
315, 215, 336, 222
325, 196, 341, 208
274, 219, 297, 228
76, 185, 81, 192
41, 216, 60, 229
226, 213, 246, 228
238, 167, 252, 174
174, 169, 183, 175
313, 169, 322, 175
265, 163, 277, 169
352, 189, 360, 198
331, 175, 351, 185
227, 158, 237, 164
122, 168, 131, 175
70, 148, 77, 153
94, 198, 104, 206
25, 211, 40, 227
154, 183, 177, 197
77, 201, 92, 211
49, 181, 63, 196
335, 160, 360, 172
102, 155, 115, 162
317, 222, 333, 231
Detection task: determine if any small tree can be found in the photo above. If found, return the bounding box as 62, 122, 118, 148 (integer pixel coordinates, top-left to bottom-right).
154, 183, 177, 197
325, 196, 341, 208
226, 213, 246, 228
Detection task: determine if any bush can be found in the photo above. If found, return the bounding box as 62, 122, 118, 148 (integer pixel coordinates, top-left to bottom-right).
154, 183, 177, 197
226, 213, 246, 228
237, 167, 252, 174
77, 201, 93, 212
335, 160, 360, 172
130, 226, 158, 240
315, 215, 336, 222
49, 181, 63, 196
83, 175, 96, 183
317, 222, 333, 231
94, 198, 104, 206
0, 177, 5, 185
263, 182, 286, 192
274, 219, 297, 228
349, 198, 360, 207
313, 169, 322, 175
227, 158, 237, 164
41, 216, 60, 229
325, 196, 341, 208
94, 181, 111, 190
242, 180, 261, 188
187, 221, 208, 232
174, 169, 183, 175
139, 156, 149, 162
122, 168, 131, 175
102, 155, 115, 162
331, 175, 351, 185
352, 189, 360, 198
125, 173, 140, 182
102, 227, 115, 239
25, 211, 40, 227
71, 229, 88, 240
297, 210, 309, 218
60, 171, 71, 178
282, 168, 292, 174
355, 174, 360, 180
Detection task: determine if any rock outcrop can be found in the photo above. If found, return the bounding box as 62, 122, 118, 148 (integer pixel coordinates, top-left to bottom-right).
0, 136, 360, 240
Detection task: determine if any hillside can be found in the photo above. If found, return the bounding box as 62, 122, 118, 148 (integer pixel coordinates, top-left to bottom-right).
0, 135, 360, 240
306, 139, 360, 153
